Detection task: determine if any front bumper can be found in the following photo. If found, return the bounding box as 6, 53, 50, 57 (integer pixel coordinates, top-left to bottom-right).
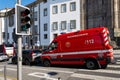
106, 56, 114, 64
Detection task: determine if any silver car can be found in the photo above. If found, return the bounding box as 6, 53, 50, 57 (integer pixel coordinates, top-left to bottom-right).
0, 53, 9, 62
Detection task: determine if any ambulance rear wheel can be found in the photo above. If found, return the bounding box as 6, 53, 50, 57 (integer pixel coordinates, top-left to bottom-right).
43, 60, 51, 67
86, 59, 98, 69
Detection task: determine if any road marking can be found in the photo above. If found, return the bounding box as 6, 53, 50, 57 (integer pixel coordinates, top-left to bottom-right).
0, 76, 11, 80
108, 64, 120, 68
117, 60, 120, 62
71, 73, 119, 80
0, 68, 17, 72
7, 68, 17, 71
0, 68, 3, 71
7, 65, 74, 74
78, 69, 120, 74
5, 64, 120, 74
28, 72, 58, 80
0, 74, 17, 80
31, 68, 74, 74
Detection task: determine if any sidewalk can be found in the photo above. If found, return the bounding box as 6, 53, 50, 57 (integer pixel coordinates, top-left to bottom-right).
0, 76, 11, 80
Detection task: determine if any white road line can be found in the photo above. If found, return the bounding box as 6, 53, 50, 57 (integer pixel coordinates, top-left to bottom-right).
0, 77, 11, 80
78, 69, 120, 74
0, 68, 3, 71
30, 68, 74, 74
114, 55, 120, 57
7, 65, 74, 74
117, 60, 120, 62
0, 68, 17, 72
108, 64, 120, 68
6, 64, 120, 75
71, 73, 119, 80
7, 68, 17, 71
28, 72, 58, 80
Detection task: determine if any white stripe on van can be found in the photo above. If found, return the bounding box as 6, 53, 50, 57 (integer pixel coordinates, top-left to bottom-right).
41, 49, 113, 56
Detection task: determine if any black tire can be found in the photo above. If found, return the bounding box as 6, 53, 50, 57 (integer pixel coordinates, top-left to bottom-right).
101, 64, 107, 69
12, 57, 17, 64
85, 59, 98, 69
25, 59, 31, 65
34, 57, 41, 64
43, 60, 51, 67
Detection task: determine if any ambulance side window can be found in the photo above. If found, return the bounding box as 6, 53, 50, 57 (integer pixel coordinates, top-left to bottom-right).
49, 42, 58, 50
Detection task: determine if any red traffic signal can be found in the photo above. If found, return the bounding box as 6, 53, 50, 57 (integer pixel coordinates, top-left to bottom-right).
21, 9, 30, 16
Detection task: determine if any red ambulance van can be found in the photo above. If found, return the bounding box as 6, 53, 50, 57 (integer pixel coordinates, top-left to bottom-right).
41, 27, 114, 69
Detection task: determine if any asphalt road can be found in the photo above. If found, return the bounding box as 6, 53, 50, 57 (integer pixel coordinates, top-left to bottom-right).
0, 50, 119, 80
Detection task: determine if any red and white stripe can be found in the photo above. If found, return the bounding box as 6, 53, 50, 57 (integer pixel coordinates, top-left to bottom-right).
102, 29, 109, 45
41, 49, 113, 57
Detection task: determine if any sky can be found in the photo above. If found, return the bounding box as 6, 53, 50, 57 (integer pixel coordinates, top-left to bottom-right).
0, 0, 36, 10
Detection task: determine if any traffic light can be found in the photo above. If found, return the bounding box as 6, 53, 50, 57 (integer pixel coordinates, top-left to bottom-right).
15, 4, 31, 35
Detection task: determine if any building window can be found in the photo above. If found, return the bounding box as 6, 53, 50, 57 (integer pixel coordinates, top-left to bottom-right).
70, 20, 76, 29
52, 22, 58, 30
34, 37, 37, 43
26, 37, 28, 43
61, 4, 66, 13
44, 8, 47, 16
52, 6, 58, 14
9, 15, 14, 27
3, 32, 9, 39
34, 25, 38, 34
44, 34, 48, 39
43, 0, 47, 3
44, 23, 48, 31
7, 33, 9, 39
61, 21, 66, 30
34, 12, 37, 21
70, 2, 76, 11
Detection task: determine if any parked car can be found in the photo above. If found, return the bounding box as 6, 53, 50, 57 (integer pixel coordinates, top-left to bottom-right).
0, 43, 15, 57
12, 49, 42, 65
0, 53, 9, 62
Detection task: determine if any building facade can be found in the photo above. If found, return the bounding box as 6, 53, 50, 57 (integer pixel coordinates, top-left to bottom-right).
0, 0, 81, 48
40, 0, 81, 47
84, 0, 120, 48
0, 0, 120, 48
0, 8, 14, 45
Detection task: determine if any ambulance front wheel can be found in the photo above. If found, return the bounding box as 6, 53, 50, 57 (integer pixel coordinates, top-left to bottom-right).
85, 59, 98, 69
43, 60, 51, 67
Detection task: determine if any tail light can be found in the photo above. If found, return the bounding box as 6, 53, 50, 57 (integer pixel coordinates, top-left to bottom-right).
31, 51, 34, 56
13, 47, 15, 56
3, 44, 6, 54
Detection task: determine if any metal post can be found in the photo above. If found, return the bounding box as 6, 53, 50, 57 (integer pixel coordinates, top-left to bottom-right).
4, 65, 6, 80
17, 0, 21, 5
17, 35, 22, 80
17, 0, 22, 80
5, 8, 8, 44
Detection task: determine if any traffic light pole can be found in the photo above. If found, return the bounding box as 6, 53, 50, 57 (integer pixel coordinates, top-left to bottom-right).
17, 36, 22, 80
17, 0, 21, 5
17, 0, 22, 80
